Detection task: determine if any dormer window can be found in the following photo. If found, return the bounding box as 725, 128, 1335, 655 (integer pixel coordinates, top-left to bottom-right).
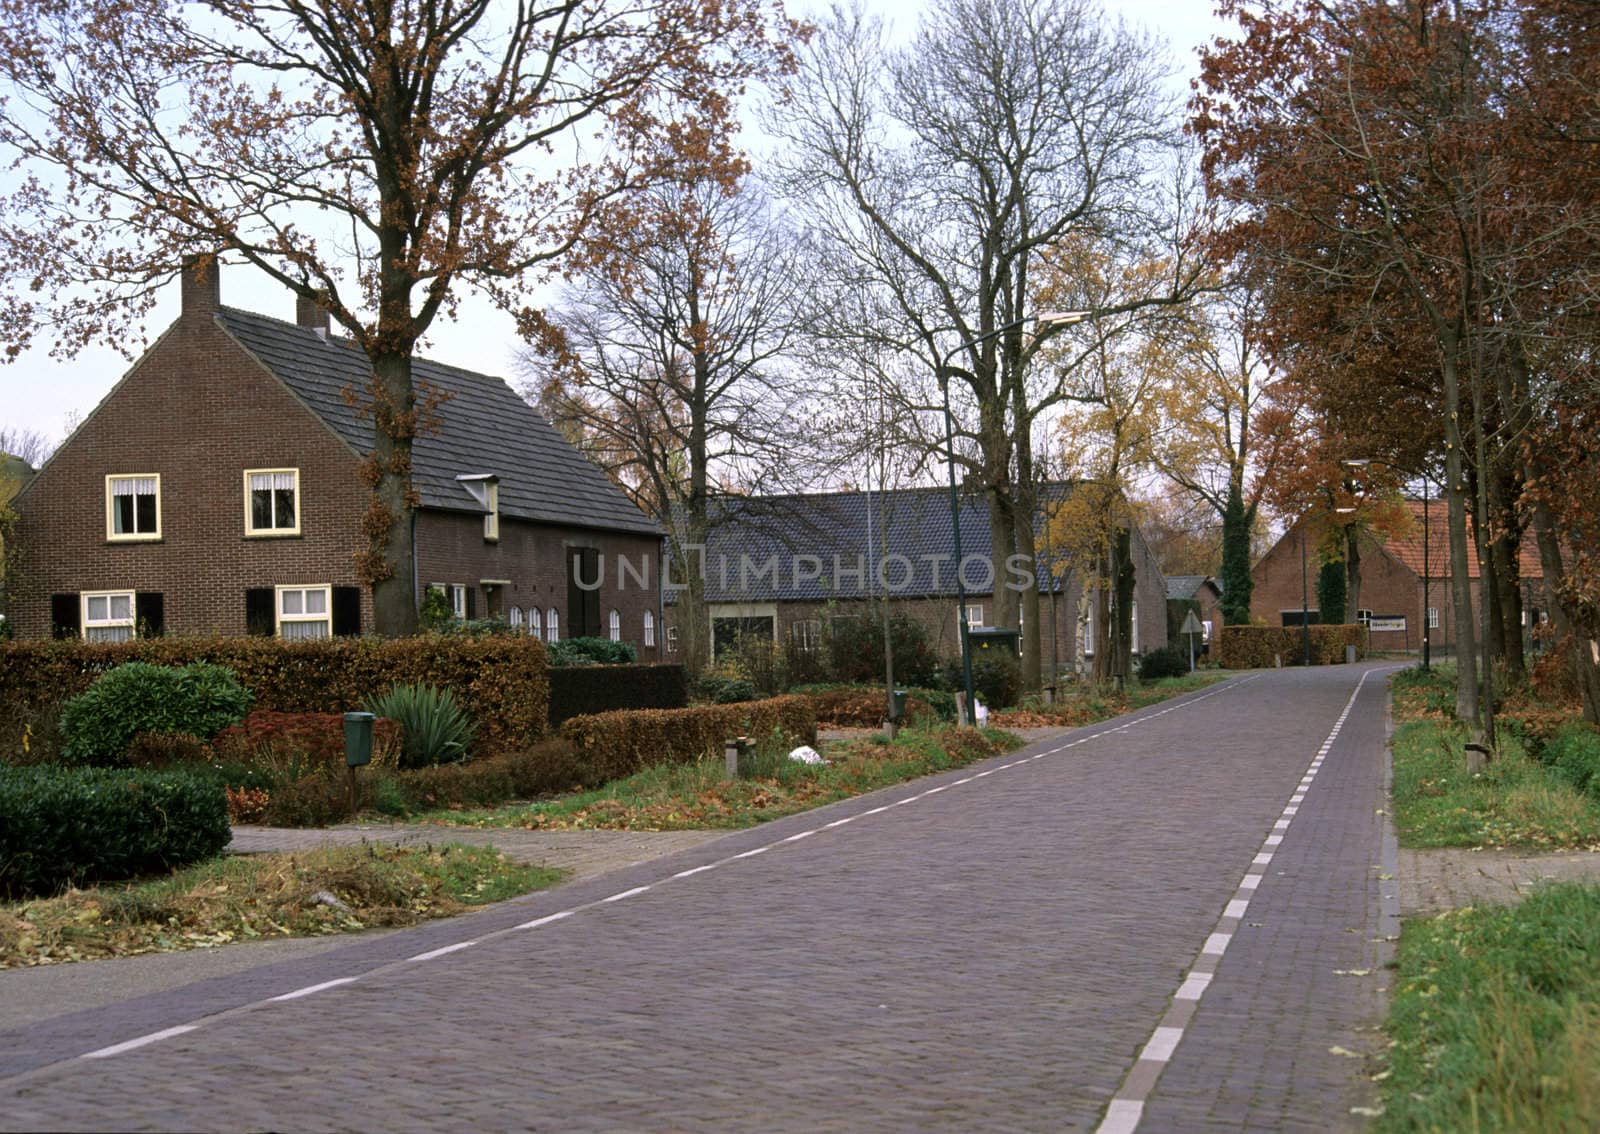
456, 474, 499, 542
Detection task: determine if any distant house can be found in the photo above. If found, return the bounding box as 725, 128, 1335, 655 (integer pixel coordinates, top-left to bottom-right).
1165, 575, 1224, 649
1249, 499, 1546, 653
8, 261, 662, 647
662, 485, 1168, 675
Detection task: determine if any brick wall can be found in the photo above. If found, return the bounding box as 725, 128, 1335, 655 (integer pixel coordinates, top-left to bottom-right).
9, 285, 373, 639
417, 511, 662, 657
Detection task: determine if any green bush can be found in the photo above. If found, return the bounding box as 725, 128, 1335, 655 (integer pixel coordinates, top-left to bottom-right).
699, 675, 758, 704
1138, 644, 1190, 681
0, 766, 229, 898
560, 696, 817, 784
1545, 724, 1600, 797
58, 662, 254, 765
364, 683, 477, 768
944, 651, 1022, 709
548, 637, 637, 666
828, 610, 941, 688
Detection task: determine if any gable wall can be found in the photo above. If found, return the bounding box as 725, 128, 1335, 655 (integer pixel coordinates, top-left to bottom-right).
9, 312, 372, 637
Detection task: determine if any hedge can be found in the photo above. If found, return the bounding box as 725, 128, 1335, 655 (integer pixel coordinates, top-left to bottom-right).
0, 636, 549, 757
1216, 625, 1365, 668
559, 695, 818, 784
548, 663, 689, 728
800, 687, 938, 728
0, 766, 230, 898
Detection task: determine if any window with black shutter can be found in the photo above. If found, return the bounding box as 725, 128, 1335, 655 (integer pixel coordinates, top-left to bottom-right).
50, 594, 80, 639
567, 546, 601, 638
332, 586, 361, 637
135, 593, 165, 638
245, 588, 275, 636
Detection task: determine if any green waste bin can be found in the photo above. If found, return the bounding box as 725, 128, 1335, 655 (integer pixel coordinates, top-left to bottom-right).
343, 711, 376, 767
890, 690, 908, 721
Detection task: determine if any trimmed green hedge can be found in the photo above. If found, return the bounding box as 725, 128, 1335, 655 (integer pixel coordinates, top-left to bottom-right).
0, 636, 549, 757
1216, 625, 1365, 668
0, 766, 230, 898
548, 664, 689, 727
559, 695, 817, 783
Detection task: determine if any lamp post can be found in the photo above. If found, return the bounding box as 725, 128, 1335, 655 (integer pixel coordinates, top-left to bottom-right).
938, 309, 1088, 725
1299, 519, 1311, 666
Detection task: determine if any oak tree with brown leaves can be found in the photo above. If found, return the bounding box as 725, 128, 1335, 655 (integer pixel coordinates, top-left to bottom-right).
0, 0, 799, 634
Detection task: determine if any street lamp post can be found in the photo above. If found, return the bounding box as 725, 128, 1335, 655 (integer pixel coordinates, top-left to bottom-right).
939, 310, 1087, 725
1300, 520, 1311, 666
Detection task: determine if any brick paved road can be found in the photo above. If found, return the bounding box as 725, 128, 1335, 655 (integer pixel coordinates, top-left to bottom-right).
0, 665, 1397, 1132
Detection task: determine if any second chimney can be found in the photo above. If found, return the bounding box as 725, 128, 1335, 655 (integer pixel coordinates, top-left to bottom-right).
296, 292, 330, 338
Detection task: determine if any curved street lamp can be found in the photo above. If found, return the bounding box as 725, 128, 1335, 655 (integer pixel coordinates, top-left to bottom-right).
937, 310, 1089, 725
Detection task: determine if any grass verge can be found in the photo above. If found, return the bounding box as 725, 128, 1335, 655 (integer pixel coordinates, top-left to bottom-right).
1379, 883, 1600, 1132
0, 843, 562, 968
991, 672, 1230, 728
1389, 666, 1600, 849
416, 725, 1023, 830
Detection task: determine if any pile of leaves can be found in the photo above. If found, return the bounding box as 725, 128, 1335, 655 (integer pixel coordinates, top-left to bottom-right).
0, 843, 560, 968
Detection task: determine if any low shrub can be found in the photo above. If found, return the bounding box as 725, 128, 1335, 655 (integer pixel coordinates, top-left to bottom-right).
802, 687, 937, 728
1545, 723, 1600, 797
210, 711, 402, 780
548, 664, 688, 727
1138, 644, 1190, 681
259, 772, 362, 828
697, 675, 757, 704
364, 683, 476, 768
945, 651, 1022, 710
58, 661, 254, 765
905, 686, 958, 722
827, 610, 942, 688
0, 766, 229, 898
559, 696, 817, 784
547, 637, 637, 666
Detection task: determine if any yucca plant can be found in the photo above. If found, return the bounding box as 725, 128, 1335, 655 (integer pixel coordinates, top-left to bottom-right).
363, 683, 476, 769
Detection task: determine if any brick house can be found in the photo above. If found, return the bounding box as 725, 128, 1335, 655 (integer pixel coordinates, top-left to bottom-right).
1249, 499, 1545, 654
662, 486, 1168, 677
8, 262, 663, 648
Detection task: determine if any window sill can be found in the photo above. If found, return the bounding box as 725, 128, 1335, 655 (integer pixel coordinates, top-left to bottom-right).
244, 531, 303, 539
106, 536, 163, 545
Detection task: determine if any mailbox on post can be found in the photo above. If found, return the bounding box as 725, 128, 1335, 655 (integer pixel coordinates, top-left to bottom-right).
343, 711, 376, 767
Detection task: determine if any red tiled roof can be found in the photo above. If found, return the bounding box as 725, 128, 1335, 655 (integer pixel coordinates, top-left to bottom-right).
1383, 499, 1542, 581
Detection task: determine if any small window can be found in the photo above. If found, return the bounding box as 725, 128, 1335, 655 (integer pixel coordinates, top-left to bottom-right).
644, 610, 655, 647
81, 590, 136, 642
451, 584, 468, 620
509, 605, 523, 629
546, 607, 559, 642
244, 469, 300, 535
1357, 609, 1374, 626
484, 482, 499, 542
529, 607, 543, 639
666, 626, 678, 653
277, 584, 331, 639
609, 608, 621, 642
1427, 607, 1440, 629
789, 619, 821, 653
106, 475, 160, 540
964, 605, 983, 629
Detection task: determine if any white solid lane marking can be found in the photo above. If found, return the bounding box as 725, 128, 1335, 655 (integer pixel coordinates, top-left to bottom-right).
270, 977, 358, 1002
602, 886, 653, 902
514, 910, 576, 929
408, 940, 477, 962
83, 1025, 199, 1060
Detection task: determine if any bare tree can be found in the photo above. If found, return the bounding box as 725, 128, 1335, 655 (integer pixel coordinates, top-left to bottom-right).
770, 0, 1199, 688
522, 176, 812, 671
0, 428, 54, 469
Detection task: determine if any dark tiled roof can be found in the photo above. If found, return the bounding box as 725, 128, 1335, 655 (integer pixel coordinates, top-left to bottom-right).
675, 485, 1075, 603
1166, 575, 1213, 600
218, 309, 658, 537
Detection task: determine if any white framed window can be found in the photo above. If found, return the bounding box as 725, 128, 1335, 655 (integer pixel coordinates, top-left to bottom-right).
451, 584, 468, 620
509, 605, 523, 630
82, 590, 135, 642
276, 584, 331, 640
484, 481, 499, 542
546, 607, 559, 641
644, 610, 655, 647
244, 468, 300, 535
106, 474, 161, 540
529, 608, 543, 639
790, 619, 821, 653
1357, 609, 1374, 626
667, 625, 678, 653
1427, 607, 1439, 629
964, 605, 983, 628
609, 609, 621, 642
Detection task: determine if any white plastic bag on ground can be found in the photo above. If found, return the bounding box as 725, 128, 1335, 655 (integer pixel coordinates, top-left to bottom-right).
974, 702, 988, 727
788, 745, 825, 765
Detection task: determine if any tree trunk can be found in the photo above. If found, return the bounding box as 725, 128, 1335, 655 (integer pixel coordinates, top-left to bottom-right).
1489, 469, 1525, 682
1220, 479, 1254, 624
1528, 500, 1600, 724
1114, 525, 1135, 683
367, 349, 419, 637
1440, 346, 1480, 724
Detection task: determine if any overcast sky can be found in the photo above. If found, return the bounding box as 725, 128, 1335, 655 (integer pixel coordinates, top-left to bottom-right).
2, 0, 1233, 452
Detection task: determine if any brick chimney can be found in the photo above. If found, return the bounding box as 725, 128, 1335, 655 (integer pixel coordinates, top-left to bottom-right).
180, 254, 220, 319
295, 292, 330, 338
